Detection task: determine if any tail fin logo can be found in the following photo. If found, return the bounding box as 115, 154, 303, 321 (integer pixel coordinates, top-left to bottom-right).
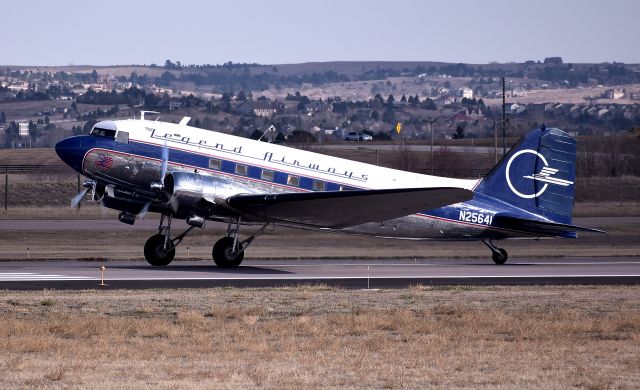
506, 149, 574, 199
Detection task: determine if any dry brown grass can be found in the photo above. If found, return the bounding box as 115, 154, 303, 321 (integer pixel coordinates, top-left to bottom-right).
0, 286, 638, 388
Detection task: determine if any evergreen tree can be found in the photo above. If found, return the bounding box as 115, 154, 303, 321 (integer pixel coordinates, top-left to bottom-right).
386, 94, 395, 105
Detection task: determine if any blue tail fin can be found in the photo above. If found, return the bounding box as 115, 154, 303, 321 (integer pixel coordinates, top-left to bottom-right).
475, 126, 576, 224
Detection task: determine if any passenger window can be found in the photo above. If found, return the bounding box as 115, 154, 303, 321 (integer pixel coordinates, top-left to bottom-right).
339, 185, 357, 191
115, 131, 129, 144
208, 158, 221, 170
313, 180, 326, 191
235, 164, 248, 176
287, 175, 300, 187
261, 169, 274, 181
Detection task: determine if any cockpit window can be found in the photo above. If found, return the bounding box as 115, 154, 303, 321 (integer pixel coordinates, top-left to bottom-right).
90, 127, 117, 138
115, 131, 129, 144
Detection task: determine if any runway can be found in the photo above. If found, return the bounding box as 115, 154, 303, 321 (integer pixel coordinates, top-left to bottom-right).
0, 257, 639, 290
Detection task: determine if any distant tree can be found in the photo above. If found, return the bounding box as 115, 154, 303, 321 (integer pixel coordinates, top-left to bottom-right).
91, 69, 99, 82
452, 124, 466, 139
249, 129, 262, 140
373, 94, 384, 107
423, 98, 437, 110
373, 131, 391, 141
370, 110, 380, 121
288, 130, 316, 144
0, 111, 5, 124
28, 120, 38, 140
236, 91, 247, 101
83, 119, 97, 134
44, 115, 50, 125
386, 94, 395, 105
400, 94, 407, 103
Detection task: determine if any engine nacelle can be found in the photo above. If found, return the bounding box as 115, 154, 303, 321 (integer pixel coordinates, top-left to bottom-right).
163, 172, 253, 218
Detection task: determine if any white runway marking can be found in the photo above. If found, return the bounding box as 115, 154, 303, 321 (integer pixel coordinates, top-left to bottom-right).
0, 272, 94, 281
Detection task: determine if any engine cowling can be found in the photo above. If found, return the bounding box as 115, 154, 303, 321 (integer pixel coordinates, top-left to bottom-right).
163, 171, 253, 218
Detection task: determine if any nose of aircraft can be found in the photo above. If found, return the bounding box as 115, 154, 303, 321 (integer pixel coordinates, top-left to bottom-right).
55, 136, 85, 173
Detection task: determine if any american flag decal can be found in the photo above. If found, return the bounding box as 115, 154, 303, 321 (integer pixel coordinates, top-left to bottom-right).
95, 155, 114, 169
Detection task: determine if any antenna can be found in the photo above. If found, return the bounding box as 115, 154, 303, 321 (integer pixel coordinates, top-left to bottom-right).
258, 125, 277, 142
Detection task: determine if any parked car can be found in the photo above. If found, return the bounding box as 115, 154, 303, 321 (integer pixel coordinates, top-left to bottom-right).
344, 131, 373, 141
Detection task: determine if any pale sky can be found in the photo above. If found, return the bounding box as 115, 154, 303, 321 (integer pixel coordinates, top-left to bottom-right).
2, 0, 639, 66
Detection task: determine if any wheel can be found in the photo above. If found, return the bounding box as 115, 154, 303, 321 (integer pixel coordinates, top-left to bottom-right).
144, 234, 175, 266
212, 237, 244, 268
492, 248, 508, 265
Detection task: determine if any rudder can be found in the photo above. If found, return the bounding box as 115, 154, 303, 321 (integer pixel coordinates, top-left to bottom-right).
474, 126, 576, 224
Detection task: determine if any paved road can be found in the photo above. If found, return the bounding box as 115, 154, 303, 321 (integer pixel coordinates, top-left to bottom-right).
0, 257, 638, 290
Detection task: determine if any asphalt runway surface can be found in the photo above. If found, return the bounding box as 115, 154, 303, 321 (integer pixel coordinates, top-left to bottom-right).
0, 257, 639, 290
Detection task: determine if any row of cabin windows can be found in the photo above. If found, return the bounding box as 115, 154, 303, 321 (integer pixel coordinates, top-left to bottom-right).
206, 157, 355, 192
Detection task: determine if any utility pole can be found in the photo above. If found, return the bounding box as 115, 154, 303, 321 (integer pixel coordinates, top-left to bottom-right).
493, 118, 498, 164
424, 117, 438, 175
502, 77, 506, 156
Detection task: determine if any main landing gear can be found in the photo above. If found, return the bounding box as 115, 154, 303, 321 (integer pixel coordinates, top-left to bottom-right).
143, 215, 272, 268
144, 215, 196, 266
482, 239, 508, 265
212, 218, 272, 268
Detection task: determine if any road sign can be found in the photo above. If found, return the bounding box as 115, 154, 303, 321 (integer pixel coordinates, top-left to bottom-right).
395, 122, 402, 134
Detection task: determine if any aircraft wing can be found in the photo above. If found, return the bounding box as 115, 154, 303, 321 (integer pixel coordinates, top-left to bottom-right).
223, 187, 473, 228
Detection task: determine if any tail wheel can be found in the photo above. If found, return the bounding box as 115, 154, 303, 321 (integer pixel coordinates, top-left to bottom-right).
212, 237, 244, 268
492, 248, 508, 265
144, 234, 175, 266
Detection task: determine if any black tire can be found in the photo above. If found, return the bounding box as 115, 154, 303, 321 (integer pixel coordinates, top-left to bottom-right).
144, 234, 175, 266
212, 237, 244, 268
492, 248, 508, 265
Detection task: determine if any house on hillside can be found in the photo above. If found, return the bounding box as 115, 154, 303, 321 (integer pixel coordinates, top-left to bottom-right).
460, 87, 474, 99
605, 88, 625, 99
237, 100, 277, 117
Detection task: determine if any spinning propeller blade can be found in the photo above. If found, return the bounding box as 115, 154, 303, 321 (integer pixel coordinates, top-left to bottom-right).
70, 188, 89, 208
160, 140, 169, 183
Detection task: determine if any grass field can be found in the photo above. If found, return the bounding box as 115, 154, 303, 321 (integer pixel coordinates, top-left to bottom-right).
1, 286, 638, 388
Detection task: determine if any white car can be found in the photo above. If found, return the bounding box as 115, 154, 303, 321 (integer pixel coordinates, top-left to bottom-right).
344, 131, 373, 141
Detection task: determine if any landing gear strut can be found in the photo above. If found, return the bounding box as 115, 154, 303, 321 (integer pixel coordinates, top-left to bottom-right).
144, 214, 197, 266
482, 239, 508, 265
212, 217, 272, 268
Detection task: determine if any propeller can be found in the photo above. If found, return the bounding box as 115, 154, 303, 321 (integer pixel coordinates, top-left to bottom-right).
138, 201, 151, 219
70, 188, 89, 208
140, 140, 170, 219
70, 179, 98, 208
160, 140, 169, 183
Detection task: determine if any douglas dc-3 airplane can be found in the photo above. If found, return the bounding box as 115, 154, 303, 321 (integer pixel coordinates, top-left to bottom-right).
55, 111, 600, 267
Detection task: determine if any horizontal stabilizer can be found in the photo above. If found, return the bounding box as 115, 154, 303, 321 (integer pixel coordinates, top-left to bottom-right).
226, 187, 473, 228
494, 215, 605, 237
